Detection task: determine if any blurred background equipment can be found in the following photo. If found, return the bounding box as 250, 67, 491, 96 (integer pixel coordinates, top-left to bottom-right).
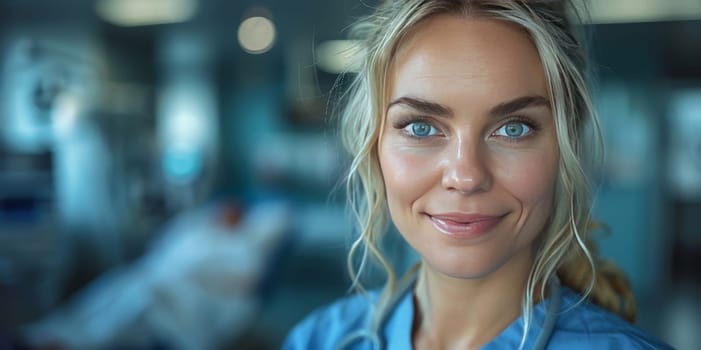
0, 0, 699, 349
23, 200, 291, 350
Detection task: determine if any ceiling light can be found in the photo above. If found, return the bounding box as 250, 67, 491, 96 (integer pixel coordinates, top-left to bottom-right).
587, 0, 701, 23
316, 40, 362, 73
95, 0, 197, 27
237, 16, 276, 54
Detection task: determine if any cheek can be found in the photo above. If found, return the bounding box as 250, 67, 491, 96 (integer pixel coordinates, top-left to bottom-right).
379, 144, 438, 213
497, 149, 559, 223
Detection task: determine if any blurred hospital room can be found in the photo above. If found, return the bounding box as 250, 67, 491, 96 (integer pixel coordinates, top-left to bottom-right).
0, 0, 699, 349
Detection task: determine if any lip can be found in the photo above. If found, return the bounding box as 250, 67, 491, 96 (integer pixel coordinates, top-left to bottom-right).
427, 212, 505, 239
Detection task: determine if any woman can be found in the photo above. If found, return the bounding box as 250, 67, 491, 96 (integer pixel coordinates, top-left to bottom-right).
285, 1, 673, 349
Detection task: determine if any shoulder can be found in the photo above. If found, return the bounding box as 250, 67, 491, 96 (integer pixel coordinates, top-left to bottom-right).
282, 291, 377, 350
550, 288, 674, 350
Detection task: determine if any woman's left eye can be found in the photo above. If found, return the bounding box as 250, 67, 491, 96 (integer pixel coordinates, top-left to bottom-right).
493, 122, 532, 139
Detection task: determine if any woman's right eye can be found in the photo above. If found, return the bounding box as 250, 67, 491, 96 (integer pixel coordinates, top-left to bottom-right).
403, 121, 439, 138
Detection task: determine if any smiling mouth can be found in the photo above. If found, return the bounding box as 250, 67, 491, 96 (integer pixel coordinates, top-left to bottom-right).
427, 213, 505, 238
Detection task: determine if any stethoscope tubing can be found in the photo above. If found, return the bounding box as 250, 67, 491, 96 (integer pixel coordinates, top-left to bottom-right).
337, 270, 561, 350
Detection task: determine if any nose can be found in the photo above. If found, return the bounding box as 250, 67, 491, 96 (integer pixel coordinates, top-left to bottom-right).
441, 138, 492, 194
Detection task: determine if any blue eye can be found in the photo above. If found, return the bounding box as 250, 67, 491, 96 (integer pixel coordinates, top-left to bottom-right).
405, 121, 439, 138
495, 122, 532, 138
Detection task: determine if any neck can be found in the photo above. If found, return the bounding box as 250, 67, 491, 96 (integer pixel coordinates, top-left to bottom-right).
412, 251, 533, 350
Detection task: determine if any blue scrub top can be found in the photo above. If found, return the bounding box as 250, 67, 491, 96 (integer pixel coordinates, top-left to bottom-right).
283, 285, 674, 350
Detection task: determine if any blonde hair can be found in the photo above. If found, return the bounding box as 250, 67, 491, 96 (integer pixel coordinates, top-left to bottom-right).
338, 0, 636, 345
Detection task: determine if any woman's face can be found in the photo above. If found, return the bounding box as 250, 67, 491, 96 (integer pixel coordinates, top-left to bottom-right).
379, 15, 559, 279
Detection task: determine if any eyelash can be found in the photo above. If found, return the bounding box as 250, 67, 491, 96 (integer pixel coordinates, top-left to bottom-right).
493, 115, 541, 142
392, 115, 443, 140
391, 115, 541, 142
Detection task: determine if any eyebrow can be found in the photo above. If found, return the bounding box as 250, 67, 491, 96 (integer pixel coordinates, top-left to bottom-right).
489, 95, 551, 117
387, 95, 550, 117
387, 96, 453, 116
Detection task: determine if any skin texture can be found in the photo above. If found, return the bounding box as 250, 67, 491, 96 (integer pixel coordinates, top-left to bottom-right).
378, 15, 559, 349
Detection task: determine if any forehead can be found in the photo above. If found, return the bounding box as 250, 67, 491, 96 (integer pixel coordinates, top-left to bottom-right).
388, 14, 548, 106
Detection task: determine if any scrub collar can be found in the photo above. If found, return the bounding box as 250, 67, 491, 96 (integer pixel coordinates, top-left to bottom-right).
338, 270, 562, 350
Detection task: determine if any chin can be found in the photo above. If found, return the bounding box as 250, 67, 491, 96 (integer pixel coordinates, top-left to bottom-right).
419, 242, 531, 282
